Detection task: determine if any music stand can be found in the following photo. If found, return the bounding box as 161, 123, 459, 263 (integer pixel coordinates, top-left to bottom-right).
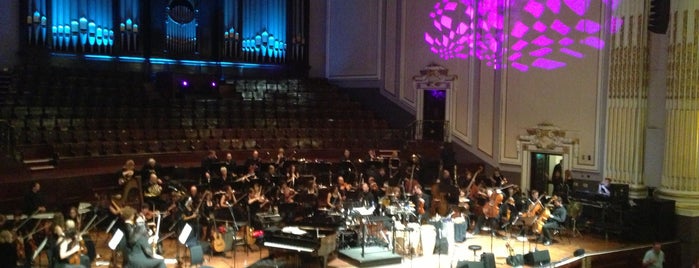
108, 229, 124, 266
352, 206, 375, 258
177, 223, 192, 266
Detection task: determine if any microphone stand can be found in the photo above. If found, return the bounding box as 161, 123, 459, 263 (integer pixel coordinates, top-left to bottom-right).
226, 202, 240, 268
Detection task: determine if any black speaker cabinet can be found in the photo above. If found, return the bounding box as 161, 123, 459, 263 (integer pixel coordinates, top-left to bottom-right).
524, 250, 551, 265
507, 254, 524, 266
456, 261, 484, 268
480, 253, 496, 268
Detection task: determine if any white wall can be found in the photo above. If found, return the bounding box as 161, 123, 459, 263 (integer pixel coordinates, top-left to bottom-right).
324, 0, 609, 174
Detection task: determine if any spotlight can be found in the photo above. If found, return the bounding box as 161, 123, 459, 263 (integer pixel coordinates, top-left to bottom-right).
182, 81, 188, 87
211, 81, 217, 87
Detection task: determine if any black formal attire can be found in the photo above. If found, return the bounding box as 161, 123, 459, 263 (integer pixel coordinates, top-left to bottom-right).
359, 191, 376, 208
23, 190, 45, 215
0, 241, 18, 268
140, 163, 163, 184
124, 222, 166, 268
201, 156, 219, 177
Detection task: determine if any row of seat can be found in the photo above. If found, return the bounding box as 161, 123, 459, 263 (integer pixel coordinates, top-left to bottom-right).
2, 101, 367, 120
16, 126, 397, 145
49, 136, 403, 159
8, 116, 387, 133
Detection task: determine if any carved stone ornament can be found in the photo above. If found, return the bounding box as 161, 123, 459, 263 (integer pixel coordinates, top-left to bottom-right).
412, 63, 457, 89
518, 123, 575, 150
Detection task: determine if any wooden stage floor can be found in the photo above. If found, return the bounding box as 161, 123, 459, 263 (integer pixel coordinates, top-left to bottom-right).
29, 228, 640, 268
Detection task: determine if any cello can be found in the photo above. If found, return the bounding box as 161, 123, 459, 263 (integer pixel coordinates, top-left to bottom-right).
534, 195, 558, 234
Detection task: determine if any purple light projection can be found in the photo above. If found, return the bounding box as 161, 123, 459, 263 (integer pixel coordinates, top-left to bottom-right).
425, 0, 623, 72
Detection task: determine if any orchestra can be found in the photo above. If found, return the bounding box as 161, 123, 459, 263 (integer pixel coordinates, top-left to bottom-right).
0, 149, 604, 267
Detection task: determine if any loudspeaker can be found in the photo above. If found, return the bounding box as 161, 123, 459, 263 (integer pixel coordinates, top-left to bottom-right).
524, 250, 551, 265
648, 0, 670, 34
507, 254, 524, 266
574, 248, 586, 257
456, 261, 484, 268
480, 253, 496, 268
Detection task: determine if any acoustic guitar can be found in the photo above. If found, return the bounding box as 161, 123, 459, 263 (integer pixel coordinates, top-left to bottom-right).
210, 215, 225, 253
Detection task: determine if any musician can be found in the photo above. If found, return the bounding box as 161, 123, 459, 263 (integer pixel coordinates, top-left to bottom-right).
23, 181, 46, 215
119, 206, 166, 268
366, 149, 379, 162
499, 197, 519, 231
213, 166, 233, 191
540, 198, 567, 245
118, 159, 137, 186
598, 178, 612, 196
412, 185, 430, 221
143, 174, 164, 210
286, 164, 300, 189
438, 169, 454, 186
56, 220, 89, 267
248, 182, 269, 229
337, 176, 352, 198
201, 150, 219, 178
243, 150, 262, 175
326, 186, 343, 210
65, 206, 82, 233
369, 180, 384, 200
222, 152, 237, 174
140, 158, 163, 184
340, 149, 352, 162
358, 183, 376, 208
218, 185, 238, 218
492, 168, 507, 187
274, 147, 286, 168
181, 196, 200, 244
199, 190, 215, 242
280, 182, 297, 204
471, 189, 501, 236
0, 230, 17, 268
440, 142, 456, 175
261, 164, 280, 186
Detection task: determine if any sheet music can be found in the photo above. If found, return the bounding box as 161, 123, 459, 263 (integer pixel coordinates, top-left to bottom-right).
108, 229, 124, 250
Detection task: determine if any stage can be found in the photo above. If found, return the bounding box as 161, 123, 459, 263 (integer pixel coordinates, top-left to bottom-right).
26, 227, 641, 268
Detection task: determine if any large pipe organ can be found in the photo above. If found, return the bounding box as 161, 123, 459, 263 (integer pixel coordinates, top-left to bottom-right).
20, 0, 309, 65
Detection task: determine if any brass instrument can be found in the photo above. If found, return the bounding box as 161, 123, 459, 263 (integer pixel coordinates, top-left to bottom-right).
144, 183, 162, 197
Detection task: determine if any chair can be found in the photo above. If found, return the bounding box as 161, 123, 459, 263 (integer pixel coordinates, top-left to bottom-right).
551, 218, 571, 244
189, 245, 214, 268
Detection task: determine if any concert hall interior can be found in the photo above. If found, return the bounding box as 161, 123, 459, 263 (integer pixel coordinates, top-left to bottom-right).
0, 0, 698, 267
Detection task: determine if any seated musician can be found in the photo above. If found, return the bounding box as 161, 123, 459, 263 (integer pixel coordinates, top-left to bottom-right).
340, 149, 352, 162
243, 150, 261, 175
326, 186, 343, 210
274, 147, 287, 168
0, 230, 18, 268
539, 198, 567, 245
412, 185, 430, 221
66, 206, 82, 231
140, 158, 163, 185
286, 164, 300, 189
201, 150, 219, 179
119, 206, 166, 268
248, 182, 269, 228
471, 189, 501, 236
280, 182, 297, 204
222, 152, 236, 174
143, 174, 164, 210
261, 164, 280, 185
337, 176, 352, 198
213, 166, 234, 191
219, 185, 238, 207
56, 220, 90, 268
118, 159, 137, 186
358, 183, 376, 208
492, 167, 508, 187
598, 178, 612, 196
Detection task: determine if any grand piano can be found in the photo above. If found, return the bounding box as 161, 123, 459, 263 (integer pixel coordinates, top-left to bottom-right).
263, 225, 337, 268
